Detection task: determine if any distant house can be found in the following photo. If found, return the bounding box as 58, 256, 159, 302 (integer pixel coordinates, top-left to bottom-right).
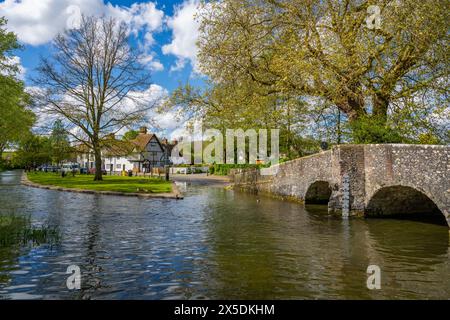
76, 127, 178, 173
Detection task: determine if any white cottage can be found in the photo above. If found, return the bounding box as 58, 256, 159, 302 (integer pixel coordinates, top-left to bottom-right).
77, 127, 174, 174
126, 127, 167, 172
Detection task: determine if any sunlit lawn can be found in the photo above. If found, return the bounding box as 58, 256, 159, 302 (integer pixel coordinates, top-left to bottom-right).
27, 172, 172, 194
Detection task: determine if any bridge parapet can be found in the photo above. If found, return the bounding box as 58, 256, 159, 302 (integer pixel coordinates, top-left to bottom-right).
230, 144, 450, 227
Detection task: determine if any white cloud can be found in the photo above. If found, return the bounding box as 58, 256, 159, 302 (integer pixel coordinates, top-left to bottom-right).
0, 0, 101, 45
162, 0, 201, 72
0, 0, 164, 47
12, 56, 26, 80
114, 84, 168, 118
153, 112, 184, 131
28, 83, 174, 136
0, 0, 166, 72
144, 84, 169, 102
139, 52, 164, 72
28, 81, 192, 141
105, 1, 164, 45
127, 2, 163, 32
1, 55, 26, 80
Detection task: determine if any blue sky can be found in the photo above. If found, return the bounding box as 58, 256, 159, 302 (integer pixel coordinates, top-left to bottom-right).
1, 0, 205, 93
0, 0, 207, 138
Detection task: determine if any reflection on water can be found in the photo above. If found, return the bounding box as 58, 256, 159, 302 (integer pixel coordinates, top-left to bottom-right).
0, 170, 448, 299
0, 215, 59, 247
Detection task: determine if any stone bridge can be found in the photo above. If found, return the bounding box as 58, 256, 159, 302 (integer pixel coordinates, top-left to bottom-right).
231, 144, 450, 227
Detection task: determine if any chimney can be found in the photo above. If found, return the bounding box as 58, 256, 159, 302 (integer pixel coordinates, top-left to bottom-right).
139, 126, 148, 134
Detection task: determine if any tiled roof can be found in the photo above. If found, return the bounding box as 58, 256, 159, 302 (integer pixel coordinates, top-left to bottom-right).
102, 139, 134, 157
130, 133, 155, 152
75, 137, 134, 157
75, 132, 173, 157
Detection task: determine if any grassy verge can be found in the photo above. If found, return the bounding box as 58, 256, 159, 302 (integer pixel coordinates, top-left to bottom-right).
209, 163, 270, 176
26, 172, 172, 194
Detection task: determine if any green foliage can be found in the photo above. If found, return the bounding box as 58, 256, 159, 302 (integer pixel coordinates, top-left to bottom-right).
0, 76, 34, 150
287, 136, 322, 158
174, 164, 207, 168
194, 0, 448, 146
0, 17, 21, 72
417, 133, 441, 145
165, 81, 313, 160
122, 130, 139, 141
0, 152, 16, 170
49, 120, 73, 165
12, 122, 75, 169
0, 214, 60, 247
347, 116, 405, 144
211, 163, 268, 176
13, 134, 52, 169
0, 18, 35, 156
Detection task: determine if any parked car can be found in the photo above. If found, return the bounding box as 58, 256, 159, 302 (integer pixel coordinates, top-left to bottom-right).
61, 163, 80, 174
39, 165, 60, 172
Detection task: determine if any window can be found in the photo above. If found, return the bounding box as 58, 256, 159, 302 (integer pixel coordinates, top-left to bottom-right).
116, 164, 122, 169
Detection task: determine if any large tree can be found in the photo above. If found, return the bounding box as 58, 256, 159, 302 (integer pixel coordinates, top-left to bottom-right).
167, 79, 311, 158
49, 120, 73, 166
14, 134, 52, 171
197, 0, 449, 140
122, 129, 139, 141
0, 17, 35, 159
35, 16, 154, 180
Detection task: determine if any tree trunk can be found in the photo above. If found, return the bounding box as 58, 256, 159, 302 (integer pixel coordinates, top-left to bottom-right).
336, 104, 362, 122
335, 94, 366, 122
93, 145, 103, 181
373, 94, 389, 123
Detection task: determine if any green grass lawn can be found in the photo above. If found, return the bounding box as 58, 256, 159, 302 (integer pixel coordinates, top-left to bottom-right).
27, 172, 172, 194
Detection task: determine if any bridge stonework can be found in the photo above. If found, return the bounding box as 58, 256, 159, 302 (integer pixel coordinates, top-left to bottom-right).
230, 144, 450, 227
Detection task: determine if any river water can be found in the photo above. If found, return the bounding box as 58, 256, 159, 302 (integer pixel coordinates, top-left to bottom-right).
0, 170, 448, 299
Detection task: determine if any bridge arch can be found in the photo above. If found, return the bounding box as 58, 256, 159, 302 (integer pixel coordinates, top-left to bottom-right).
365, 185, 448, 226
305, 181, 333, 205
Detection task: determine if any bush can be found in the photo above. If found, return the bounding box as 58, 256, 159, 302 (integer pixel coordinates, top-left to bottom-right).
211, 163, 269, 176
417, 133, 441, 145
0, 158, 17, 171
175, 164, 207, 168
348, 116, 405, 144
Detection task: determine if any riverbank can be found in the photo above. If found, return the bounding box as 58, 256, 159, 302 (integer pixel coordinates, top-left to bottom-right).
171, 173, 231, 187
22, 171, 183, 199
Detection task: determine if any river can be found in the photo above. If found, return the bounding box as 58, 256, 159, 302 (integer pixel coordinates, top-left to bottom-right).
0, 170, 448, 299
